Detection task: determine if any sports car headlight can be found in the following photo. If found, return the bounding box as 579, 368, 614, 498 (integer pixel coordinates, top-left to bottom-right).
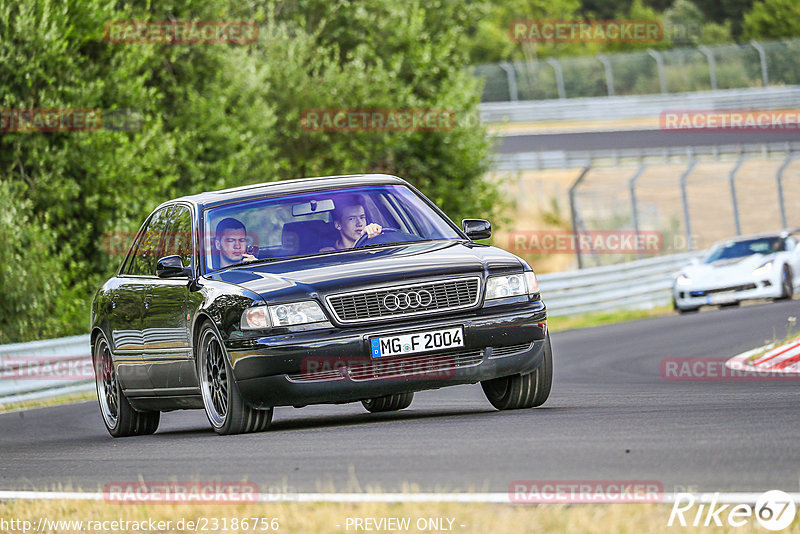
752, 261, 773, 277
676, 274, 692, 286
486, 272, 538, 300
268, 301, 327, 327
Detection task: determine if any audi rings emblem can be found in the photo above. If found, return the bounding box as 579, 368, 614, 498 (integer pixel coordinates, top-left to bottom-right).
382, 290, 433, 311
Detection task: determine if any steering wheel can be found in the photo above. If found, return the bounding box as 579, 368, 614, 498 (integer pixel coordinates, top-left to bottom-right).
353, 227, 401, 248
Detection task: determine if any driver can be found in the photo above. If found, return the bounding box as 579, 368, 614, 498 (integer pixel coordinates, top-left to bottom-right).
320, 195, 382, 252
214, 217, 257, 267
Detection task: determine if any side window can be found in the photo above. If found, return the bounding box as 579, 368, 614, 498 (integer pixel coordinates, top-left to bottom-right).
162, 205, 193, 268
127, 207, 172, 276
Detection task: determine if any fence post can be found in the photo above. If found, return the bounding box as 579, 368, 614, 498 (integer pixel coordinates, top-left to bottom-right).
597, 54, 615, 96
729, 154, 746, 235
569, 166, 592, 269
546, 58, 566, 99
680, 157, 697, 250
750, 40, 769, 88
777, 153, 798, 228
629, 163, 648, 258
647, 49, 668, 94
698, 45, 717, 91
499, 62, 519, 102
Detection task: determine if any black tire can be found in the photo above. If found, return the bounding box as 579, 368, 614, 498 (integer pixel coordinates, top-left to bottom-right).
197, 323, 273, 435
361, 392, 414, 413
673, 297, 699, 314
93, 335, 159, 437
776, 265, 793, 301
481, 333, 552, 410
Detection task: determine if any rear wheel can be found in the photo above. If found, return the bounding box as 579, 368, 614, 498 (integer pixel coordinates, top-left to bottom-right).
93, 335, 159, 437
361, 392, 414, 413
198, 323, 273, 435
481, 333, 552, 410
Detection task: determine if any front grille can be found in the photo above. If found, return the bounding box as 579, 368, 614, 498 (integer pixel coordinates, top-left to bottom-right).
490, 343, 533, 358
326, 277, 481, 324
690, 283, 757, 297
286, 349, 484, 382
348, 349, 483, 381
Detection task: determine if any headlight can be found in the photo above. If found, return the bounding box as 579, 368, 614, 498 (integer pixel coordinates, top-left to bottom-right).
676, 274, 692, 286
268, 301, 327, 327
752, 261, 773, 278
486, 272, 538, 300
241, 301, 327, 330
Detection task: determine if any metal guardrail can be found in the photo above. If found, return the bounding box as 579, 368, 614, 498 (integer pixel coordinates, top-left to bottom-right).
0, 335, 93, 406
493, 141, 800, 171
538, 251, 703, 316
0, 252, 703, 405
479, 86, 800, 124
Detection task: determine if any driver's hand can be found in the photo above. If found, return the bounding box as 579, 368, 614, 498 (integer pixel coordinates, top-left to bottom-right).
364, 223, 382, 239
241, 253, 257, 263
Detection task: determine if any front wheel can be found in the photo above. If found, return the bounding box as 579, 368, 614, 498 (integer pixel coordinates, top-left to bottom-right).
93, 335, 159, 437
198, 323, 273, 435
481, 334, 553, 410
776, 265, 793, 301
361, 392, 414, 413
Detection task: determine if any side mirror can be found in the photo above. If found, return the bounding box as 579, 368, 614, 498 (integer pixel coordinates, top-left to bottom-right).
156, 255, 191, 278
462, 219, 492, 240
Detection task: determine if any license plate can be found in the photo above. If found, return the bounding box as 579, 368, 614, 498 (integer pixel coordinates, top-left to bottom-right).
709, 291, 736, 305
370, 327, 464, 358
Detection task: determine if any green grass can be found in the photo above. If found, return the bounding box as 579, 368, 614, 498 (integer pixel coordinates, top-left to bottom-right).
548, 306, 674, 332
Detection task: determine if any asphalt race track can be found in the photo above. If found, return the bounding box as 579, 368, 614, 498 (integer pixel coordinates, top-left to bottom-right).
2, 299, 799, 494
497, 129, 800, 153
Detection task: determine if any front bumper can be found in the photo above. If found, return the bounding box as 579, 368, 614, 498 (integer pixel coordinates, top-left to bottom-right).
673, 275, 780, 307
227, 300, 547, 408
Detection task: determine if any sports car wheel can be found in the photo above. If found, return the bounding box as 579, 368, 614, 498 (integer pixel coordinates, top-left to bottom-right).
481, 333, 552, 410
361, 392, 414, 413
93, 335, 159, 437
776, 265, 793, 300
198, 323, 273, 435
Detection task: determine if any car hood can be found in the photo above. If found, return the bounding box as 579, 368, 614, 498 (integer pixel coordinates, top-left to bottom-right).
680, 253, 774, 280
205, 241, 524, 302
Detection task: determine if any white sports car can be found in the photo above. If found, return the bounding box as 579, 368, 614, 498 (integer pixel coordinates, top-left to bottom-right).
672, 231, 800, 313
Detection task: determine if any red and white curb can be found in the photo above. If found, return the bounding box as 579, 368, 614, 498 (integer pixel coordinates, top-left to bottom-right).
726, 336, 800, 374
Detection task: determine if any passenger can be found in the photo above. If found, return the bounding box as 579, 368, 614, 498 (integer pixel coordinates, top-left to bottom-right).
214, 217, 257, 267
320, 195, 382, 252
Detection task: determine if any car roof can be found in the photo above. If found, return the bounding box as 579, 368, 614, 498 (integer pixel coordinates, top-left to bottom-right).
711, 230, 790, 247
162, 173, 408, 211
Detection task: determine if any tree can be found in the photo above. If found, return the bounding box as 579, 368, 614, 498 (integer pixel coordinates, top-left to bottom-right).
743, 0, 800, 39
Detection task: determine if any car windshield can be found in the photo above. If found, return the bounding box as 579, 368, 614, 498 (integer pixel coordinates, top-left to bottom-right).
202, 184, 462, 272
704, 237, 783, 263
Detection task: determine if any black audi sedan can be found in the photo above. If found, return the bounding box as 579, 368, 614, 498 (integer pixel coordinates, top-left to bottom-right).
91, 174, 552, 436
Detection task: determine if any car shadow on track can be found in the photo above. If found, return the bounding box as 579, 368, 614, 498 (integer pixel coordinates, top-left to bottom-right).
153, 405, 565, 437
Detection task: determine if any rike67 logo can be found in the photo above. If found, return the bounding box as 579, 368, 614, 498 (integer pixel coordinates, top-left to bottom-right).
668, 490, 796, 530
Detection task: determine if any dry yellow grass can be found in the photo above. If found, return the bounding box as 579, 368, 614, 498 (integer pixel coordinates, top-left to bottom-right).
488, 157, 799, 273
1, 500, 795, 533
